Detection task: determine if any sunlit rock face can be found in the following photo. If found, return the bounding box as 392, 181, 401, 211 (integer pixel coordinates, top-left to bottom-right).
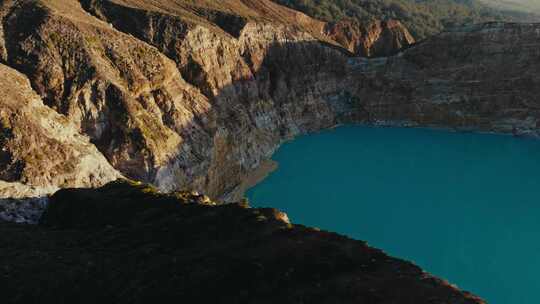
324, 19, 415, 57
1, 1, 539, 202
0, 64, 120, 198
1, 0, 354, 198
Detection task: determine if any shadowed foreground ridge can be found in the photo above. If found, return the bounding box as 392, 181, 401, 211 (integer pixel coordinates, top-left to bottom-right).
1, 180, 484, 304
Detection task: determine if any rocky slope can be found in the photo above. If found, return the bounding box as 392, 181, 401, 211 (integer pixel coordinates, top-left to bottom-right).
349, 22, 540, 135
0, 180, 485, 304
1, 0, 539, 203
324, 19, 415, 57
0, 63, 120, 222
0, 0, 348, 199
0, 64, 120, 197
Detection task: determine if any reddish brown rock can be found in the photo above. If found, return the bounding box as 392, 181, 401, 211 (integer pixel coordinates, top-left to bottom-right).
324, 19, 415, 57
1, 1, 539, 204
0, 63, 120, 199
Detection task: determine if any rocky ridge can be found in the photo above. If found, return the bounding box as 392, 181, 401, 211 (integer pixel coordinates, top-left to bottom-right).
348, 22, 540, 135
0, 180, 485, 304
324, 19, 415, 57
0, 0, 539, 207
0, 64, 120, 195
0, 63, 120, 222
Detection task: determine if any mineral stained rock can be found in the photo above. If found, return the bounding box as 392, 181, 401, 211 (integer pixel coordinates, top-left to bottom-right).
323, 19, 416, 57
0, 63, 120, 199
2, 1, 538, 201
0, 180, 485, 304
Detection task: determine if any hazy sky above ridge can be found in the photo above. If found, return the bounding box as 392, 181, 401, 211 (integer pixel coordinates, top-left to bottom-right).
480, 0, 540, 13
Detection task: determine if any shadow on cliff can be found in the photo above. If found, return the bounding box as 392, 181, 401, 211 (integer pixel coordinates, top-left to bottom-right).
0, 196, 48, 224
156, 39, 375, 198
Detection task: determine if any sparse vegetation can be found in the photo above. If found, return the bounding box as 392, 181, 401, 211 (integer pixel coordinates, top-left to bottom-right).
84, 35, 101, 48
272, 0, 540, 39
48, 32, 62, 45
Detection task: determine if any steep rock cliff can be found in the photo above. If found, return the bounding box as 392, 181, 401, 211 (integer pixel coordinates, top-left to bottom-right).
348, 22, 540, 135
1, 0, 539, 204
1, 0, 355, 199
324, 19, 415, 57
0, 63, 120, 198
1, 0, 216, 186
2, 1, 540, 203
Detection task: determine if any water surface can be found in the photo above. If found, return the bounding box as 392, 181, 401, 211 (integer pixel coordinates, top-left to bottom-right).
247, 126, 540, 304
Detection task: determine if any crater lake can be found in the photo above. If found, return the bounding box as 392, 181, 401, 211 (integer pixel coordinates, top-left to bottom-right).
247, 125, 540, 304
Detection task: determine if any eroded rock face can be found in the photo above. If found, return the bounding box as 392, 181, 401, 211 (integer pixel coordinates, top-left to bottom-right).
1, 1, 539, 203
1, 0, 354, 199
347, 22, 540, 136
1, 0, 214, 184
0, 64, 120, 199
0, 180, 485, 304
324, 19, 416, 57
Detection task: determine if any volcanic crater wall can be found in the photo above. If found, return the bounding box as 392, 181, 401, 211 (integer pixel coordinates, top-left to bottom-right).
0, 0, 539, 200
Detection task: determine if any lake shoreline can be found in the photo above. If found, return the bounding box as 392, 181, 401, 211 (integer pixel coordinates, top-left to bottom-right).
226, 122, 539, 202
223, 160, 279, 202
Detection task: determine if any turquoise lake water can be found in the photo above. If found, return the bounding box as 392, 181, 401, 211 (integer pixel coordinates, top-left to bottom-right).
247, 125, 540, 304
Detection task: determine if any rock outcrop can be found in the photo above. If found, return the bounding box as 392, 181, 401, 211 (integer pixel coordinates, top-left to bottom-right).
1, 0, 353, 199
324, 19, 415, 57
0, 63, 120, 199
0, 180, 485, 304
347, 22, 540, 136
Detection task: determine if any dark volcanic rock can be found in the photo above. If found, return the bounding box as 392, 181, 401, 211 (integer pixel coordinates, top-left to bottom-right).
0, 180, 484, 304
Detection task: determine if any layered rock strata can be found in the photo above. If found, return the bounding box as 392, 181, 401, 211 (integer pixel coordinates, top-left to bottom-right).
1, 1, 539, 201
324, 19, 415, 57
347, 22, 540, 136
0, 63, 120, 199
